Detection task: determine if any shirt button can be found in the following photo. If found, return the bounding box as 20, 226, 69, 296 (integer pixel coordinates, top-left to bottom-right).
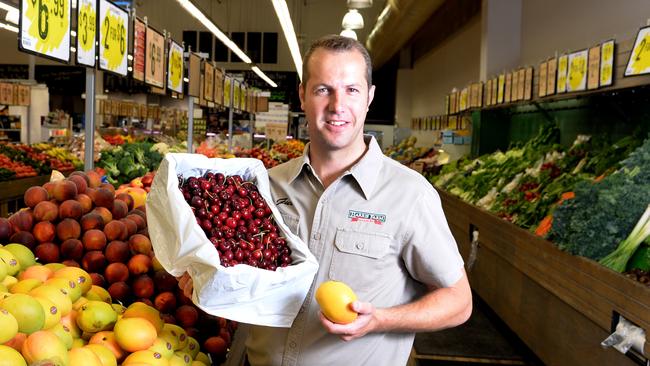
355, 242, 364, 250
289, 341, 297, 348
312, 233, 321, 240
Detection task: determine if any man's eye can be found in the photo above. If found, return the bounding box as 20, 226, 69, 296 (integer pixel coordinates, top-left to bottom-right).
315, 88, 329, 95
348, 88, 360, 93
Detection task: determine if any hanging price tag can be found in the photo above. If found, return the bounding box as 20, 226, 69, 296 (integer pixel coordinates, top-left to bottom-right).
497, 74, 505, 103
98, 0, 128, 76
167, 40, 183, 93
557, 55, 568, 93
538, 62, 548, 97
20, 0, 71, 62
547, 58, 557, 95
600, 40, 615, 86
625, 26, 650, 76
76, 0, 96, 67
567, 49, 588, 92
587, 46, 600, 90
145, 27, 165, 88
132, 18, 146, 81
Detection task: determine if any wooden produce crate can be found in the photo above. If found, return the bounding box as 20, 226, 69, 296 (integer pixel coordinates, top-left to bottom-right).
0, 175, 50, 217
438, 189, 650, 366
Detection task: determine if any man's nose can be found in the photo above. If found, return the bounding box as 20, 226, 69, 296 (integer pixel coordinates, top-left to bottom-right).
328, 90, 345, 113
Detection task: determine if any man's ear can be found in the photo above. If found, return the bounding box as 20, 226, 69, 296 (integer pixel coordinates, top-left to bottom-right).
299, 83, 306, 111
367, 85, 376, 110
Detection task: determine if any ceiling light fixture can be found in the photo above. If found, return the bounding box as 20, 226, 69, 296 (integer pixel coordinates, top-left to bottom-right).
347, 0, 372, 9
342, 9, 364, 29
0, 1, 17, 13
271, 0, 303, 81
340, 29, 357, 40
0, 21, 17, 33
5, 8, 17, 25
252, 66, 278, 88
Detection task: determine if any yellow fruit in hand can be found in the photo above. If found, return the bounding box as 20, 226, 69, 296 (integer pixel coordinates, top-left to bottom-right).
315, 280, 358, 324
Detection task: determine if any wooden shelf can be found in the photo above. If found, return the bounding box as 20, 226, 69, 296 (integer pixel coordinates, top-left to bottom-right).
438, 189, 650, 366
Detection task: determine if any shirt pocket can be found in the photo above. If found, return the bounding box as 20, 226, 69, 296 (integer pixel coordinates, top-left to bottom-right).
278, 210, 300, 236
329, 228, 394, 293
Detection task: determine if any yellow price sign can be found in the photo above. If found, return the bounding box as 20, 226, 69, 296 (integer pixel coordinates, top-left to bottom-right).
20, 0, 70, 62
567, 50, 588, 92
626, 28, 650, 76
600, 40, 615, 86
76, 0, 96, 66
98, 0, 128, 76
557, 55, 568, 93
167, 41, 183, 93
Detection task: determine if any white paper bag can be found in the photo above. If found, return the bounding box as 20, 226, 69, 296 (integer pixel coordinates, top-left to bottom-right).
147, 153, 319, 327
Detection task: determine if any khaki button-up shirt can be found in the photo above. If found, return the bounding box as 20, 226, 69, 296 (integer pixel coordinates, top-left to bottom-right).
243, 136, 463, 366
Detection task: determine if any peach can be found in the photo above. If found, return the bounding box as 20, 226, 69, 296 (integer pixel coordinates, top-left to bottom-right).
105, 241, 130, 263
75, 193, 93, 214
125, 214, 146, 231
82, 229, 107, 251
128, 209, 146, 220
8, 209, 33, 232
104, 220, 127, 242
42, 181, 55, 197
52, 180, 78, 202
132, 275, 154, 299
111, 200, 128, 220
9, 231, 36, 250
115, 193, 134, 211
60, 239, 84, 261
153, 292, 177, 314
61, 259, 80, 268
81, 251, 106, 273
104, 263, 129, 284
85, 171, 102, 189
89, 331, 127, 362
67, 175, 88, 195
0, 217, 13, 241
91, 207, 113, 226
121, 218, 138, 237
93, 188, 114, 210
56, 218, 81, 241
128, 234, 152, 256
33, 221, 56, 243
90, 273, 105, 287
33, 201, 58, 222
69, 171, 90, 185
81, 213, 104, 232
153, 270, 178, 293
24, 186, 49, 208
107, 282, 130, 303
175, 305, 199, 328
59, 199, 83, 220
34, 243, 60, 263
127, 254, 152, 275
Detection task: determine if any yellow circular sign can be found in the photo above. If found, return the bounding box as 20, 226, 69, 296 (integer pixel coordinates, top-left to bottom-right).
169, 47, 182, 89
25, 0, 70, 54
78, 2, 96, 52
101, 10, 126, 71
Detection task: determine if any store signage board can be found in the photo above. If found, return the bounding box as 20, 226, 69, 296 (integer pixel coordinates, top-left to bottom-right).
557, 55, 568, 93
145, 26, 165, 88
167, 40, 183, 94
459, 87, 468, 111
469, 83, 477, 108
204, 61, 214, 102
600, 40, 615, 86
497, 74, 505, 103
233, 80, 241, 110
98, 0, 128, 76
214, 68, 224, 106
224, 76, 232, 108
485, 79, 492, 106
524, 67, 533, 100
547, 57, 557, 95
505, 72, 512, 103
20, 0, 71, 63
132, 17, 146, 81
187, 52, 200, 97
625, 26, 650, 76
491, 78, 497, 105
587, 45, 600, 90
512, 70, 519, 101
266, 122, 287, 142
76, 0, 97, 67
241, 84, 247, 112
567, 49, 588, 92
198, 73, 206, 106
517, 69, 526, 100
444, 95, 449, 115
539, 61, 548, 97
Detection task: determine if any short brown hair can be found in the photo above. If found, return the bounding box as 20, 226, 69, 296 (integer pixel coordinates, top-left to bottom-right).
301, 35, 373, 89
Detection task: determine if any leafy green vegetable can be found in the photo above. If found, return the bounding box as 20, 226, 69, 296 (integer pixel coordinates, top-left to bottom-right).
626, 244, 650, 272
600, 204, 650, 272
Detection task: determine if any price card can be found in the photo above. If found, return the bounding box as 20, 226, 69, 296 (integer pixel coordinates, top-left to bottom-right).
524, 67, 533, 100
505, 72, 512, 103
233, 80, 241, 110
76, 0, 96, 67
557, 55, 568, 93
485, 79, 492, 106
132, 17, 146, 81
497, 74, 505, 103
20, 0, 71, 63
203, 61, 214, 102
145, 26, 165, 88
266, 122, 287, 142
187, 52, 200, 97
469, 84, 477, 107
444, 95, 449, 115
600, 40, 615, 86
98, 0, 128, 76
214, 68, 224, 106
567, 49, 588, 92
517, 69, 526, 100
538, 61, 548, 97
587, 45, 600, 90
449, 93, 456, 114
224, 76, 232, 107
512, 70, 519, 101
547, 57, 557, 95
491, 77, 497, 105
625, 26, 650, 76
459, 87, 468, 111
18, 85, 30, 106
167, 40, 183, 94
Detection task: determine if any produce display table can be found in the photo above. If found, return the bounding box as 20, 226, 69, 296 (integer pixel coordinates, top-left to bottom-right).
0, 175, 50, 216
438, 189, 650, 366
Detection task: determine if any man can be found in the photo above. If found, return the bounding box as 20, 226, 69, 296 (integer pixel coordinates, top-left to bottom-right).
182, 35, 471, 365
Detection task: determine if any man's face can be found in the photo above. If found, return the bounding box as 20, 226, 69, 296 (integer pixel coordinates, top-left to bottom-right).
299, 48, 375, 154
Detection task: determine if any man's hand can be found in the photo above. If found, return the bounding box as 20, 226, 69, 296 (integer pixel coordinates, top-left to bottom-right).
318, 301, 381, 341
177, 272, 193, 299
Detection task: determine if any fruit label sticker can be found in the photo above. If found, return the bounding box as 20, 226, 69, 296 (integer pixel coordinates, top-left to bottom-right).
557, 55, 568, 93
98, 0, 128, 76
167, 40, 183, 94
567, 49, 588, 92
76, 0, 96, 67
20, 0, 71, 62
587, 45, 601, 90
601, 40, 615, 86
626, 26, 650, 76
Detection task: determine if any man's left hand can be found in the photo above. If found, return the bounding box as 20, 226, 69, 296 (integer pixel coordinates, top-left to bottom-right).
318, 301, 380, 341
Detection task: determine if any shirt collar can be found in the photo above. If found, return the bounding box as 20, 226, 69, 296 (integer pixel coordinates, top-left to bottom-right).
287, 135, 383, 200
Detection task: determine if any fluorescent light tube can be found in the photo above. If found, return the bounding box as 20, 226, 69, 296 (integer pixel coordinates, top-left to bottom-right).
271, 0, 302, 81
252, 66, 277, 88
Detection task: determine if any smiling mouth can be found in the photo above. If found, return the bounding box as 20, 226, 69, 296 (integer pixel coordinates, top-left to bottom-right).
326, 121, 348, 126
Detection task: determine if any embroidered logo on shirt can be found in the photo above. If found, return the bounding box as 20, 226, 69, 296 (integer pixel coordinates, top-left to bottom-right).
275, 198, 293, 206
348, 210, 386, 225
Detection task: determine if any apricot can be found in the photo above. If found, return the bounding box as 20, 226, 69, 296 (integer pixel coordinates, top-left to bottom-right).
33, 200, 59, 222
75, 193, 93, 214
34, 243, 60, 263
111, 200, 128, 220
56, 218, 81, 241
104, 263, 129, 284
8, 209, 33, 232
81, 213, 105, 232
24, 186, 49, 208
67, 175, 88, 195
82, 229, 107, 251
105, 241, 130, 263
104, 220, 127, 242
128, 234, 152, 256
94, 188, 114, 210
128, 254, 152, 275
132, 275, 154, 299
82, 251, 107, 273
9, 231, 36, 250
52, 180, 78, 202
92, 207, 113, 225
60, 239, 84, 261
33, 221, 56, 243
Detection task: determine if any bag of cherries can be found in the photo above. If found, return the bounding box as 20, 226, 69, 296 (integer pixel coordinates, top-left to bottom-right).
147, 153, 319, 327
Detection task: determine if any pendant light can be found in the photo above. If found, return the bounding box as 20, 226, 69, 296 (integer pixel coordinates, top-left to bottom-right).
340, 29, 358, 40
342, 9, 364, 30
347, 0, 372, 9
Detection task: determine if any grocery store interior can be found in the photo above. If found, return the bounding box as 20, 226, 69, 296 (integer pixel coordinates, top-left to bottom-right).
0, 0, 649, 365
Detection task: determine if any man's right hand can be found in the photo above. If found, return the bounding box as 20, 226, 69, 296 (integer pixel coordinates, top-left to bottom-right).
177, 272, 193, 299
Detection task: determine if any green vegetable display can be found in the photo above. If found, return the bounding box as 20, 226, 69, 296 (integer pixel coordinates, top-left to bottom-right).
97, 141, 163, 186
